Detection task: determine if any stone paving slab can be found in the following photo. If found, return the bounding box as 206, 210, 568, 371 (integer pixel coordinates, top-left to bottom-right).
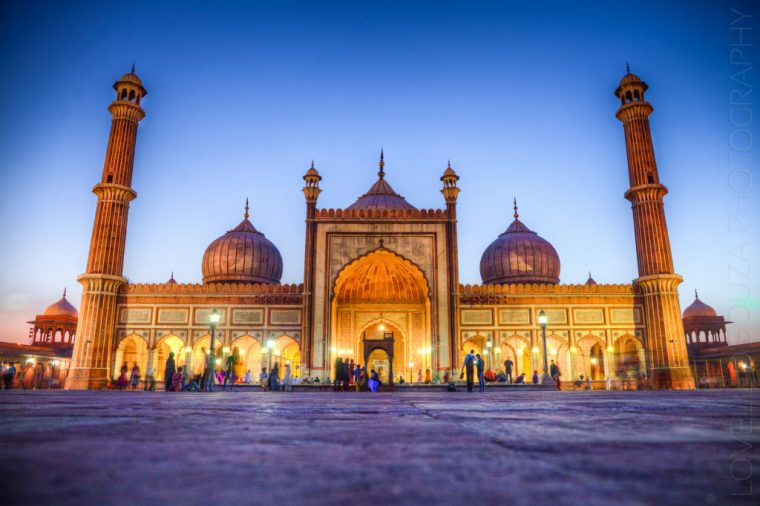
1, 390, 759, 505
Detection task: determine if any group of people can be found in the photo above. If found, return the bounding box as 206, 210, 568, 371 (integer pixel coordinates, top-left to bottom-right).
1, 360, 59, 389
459, 351, 565, 392
332, 357, 382, 392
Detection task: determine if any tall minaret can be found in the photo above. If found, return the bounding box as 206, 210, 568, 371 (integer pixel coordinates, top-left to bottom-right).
301, 160, 322, 377
66, 68, 147, 389
441, 161, 461, 371
614, 69, 694, 389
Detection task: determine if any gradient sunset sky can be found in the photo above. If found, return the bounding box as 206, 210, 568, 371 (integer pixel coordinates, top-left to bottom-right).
0, 0, 757, 343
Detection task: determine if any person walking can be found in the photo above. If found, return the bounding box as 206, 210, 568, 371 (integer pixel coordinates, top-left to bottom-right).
476, 353, 486, 392
368, 369, 380, 393
461, 349, 476, 392
284, 363, 293, 392
223, 352, 236, 391
504, 358, 514, 384
117, 362, 129, 390
164, 352, 176, 392
130, 363, 141, 390
550, 360, 561, 390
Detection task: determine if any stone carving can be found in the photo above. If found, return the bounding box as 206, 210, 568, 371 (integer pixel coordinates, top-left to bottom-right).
499, 309, 530, 325
232, 309, 264, 325
120, 308, 151, 324
157, 309, 188, 324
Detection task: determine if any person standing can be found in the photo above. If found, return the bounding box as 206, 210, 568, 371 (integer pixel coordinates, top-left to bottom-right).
550, 360, 561, 390
244, 369, 252, 384
417, 369, 422, 384
3, 362, 16, 389
269, 362, 280, 392
532, 370, 539, 384
164, 352, 176, 392
333, 357, 343, 392
354, 364, 362, 392
476, 354, 486, 392
461, 349, 476, 392
284, 363, 293, 392
424, 368, 431, 384
117, 362, 129, 390
130, 363, 141, 390
259, 368, 268, 389
504, 358, 514, 384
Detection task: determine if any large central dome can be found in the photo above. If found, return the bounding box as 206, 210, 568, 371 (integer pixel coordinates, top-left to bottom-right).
480, 200, 560, 285
347, 151, 417, 211
202, 201, 283, 284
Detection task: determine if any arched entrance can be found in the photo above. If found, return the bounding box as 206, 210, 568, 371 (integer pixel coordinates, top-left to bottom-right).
231, 335, 262, 381
192, 335, 222, 375
590, 343, 605, 380
156, 335, 185, 380
114, 334, 148, 379
331, 247, 431, 382
363, 336, 395, 388
615, 335, 644, 379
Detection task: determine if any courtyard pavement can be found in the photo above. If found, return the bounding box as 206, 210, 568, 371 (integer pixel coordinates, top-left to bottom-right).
1, 389, 759, 505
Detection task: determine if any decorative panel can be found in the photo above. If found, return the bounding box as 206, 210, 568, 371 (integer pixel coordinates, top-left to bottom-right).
232, 309, 264, 325
610, 308, 640, 324
573, 309, 605, 324
195, 309, 226, 325
544, 309, 568, 325
461, 309, 493, 325
120, 308, 151, 324
270, 309, 301, 325
157, 309, 188, 324
499, 309, 530, 325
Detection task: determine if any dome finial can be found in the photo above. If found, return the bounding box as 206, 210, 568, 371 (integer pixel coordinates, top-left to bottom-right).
695, 288, 699, 299
63, 287, 67, 298
625, 61, 630, 74
513, 197, 519, 220
378, 147, 385, 180
310, 160, 315, 170
244, 198, 250, 220
131, 62, 136, 74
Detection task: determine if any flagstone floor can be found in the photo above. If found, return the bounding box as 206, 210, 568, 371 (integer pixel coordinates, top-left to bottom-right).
1, 389, 759, 505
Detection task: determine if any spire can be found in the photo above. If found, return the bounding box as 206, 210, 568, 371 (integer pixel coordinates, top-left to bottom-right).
447, 159, 451, 170
244, 198, 250, 220
695, 288, 699, 299
625, 61, 630, 74
63, 287, 67, 298
310, 160, 315, 170
131, 62, 136, 74
513, 197, 519, 220
378, 147, 385, 180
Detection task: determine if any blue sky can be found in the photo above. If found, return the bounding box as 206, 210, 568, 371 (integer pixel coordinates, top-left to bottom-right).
0, 0, 757, 343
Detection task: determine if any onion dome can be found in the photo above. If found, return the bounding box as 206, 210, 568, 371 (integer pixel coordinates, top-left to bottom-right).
683, 290, 717, 319
166, 272, 177, 285
43, 288, 78, 317
201, 200, 283, 284
347, 149, 417, 211
585, 272, 597, 286
480, 199, 560, 285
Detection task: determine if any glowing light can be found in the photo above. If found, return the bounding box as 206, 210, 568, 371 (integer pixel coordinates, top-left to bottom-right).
185, 346, 192, 353
538, 310, 547, 326
26, 358, 35, 364
606, 346, 614, 353
330, 346, 337, 353
590, 357, 598, 365
379, 323, 385, 331
209, 309, 221, 324
551, 349, 558, 356
267, 339, 275, 350
223, 346, 230, 354
486, 341, 493, 349
570, 346, 578, 353
239, 349, 245, 356
531, 347, 539, 353
409, 361, 414, 368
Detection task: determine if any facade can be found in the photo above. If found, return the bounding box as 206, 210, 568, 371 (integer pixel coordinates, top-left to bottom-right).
64, 68, 698, 390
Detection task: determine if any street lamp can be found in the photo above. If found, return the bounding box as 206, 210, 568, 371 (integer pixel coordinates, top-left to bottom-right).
409, 361, 414, 383
207, 309, 221, 391
538, 310, 555, 387
267, 339, 275, 374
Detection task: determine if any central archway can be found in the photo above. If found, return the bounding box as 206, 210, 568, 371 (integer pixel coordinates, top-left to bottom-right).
330, 247, 431, 382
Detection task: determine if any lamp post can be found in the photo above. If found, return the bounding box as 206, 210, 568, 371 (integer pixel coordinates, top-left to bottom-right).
538, 310, 555, 387
267, 339, 275, 374
409, 361, 414, 383
207, 309, 221, 391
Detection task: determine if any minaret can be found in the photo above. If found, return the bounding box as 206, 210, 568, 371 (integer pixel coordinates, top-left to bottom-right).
441, 161, 461, 371
301, 160, 322, 377
614, 69, 694, 389
66, 68, 147, 389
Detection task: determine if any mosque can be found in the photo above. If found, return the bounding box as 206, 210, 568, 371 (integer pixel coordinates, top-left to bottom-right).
58, 68, 706, 390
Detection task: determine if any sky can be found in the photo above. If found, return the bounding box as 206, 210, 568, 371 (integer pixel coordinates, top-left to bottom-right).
0, 0, 758, 344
